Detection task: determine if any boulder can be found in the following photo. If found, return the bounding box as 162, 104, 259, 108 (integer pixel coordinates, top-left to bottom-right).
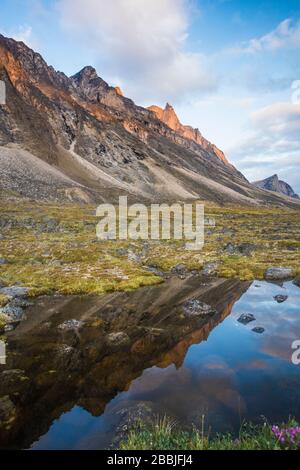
223, 243, 257, 256
171, 264, 188, 277
264, 267, 293, 281
0, 304, 24, 321
237, 313, 256, 325
183, 299, 216, 317
127, 251, 142, 263
58, 319, 83, 331
0, 286, 29, 298
252, 327, 265, 334
107, 332, 130, 347
202, 261, 219, 276
274, 295, 288, 303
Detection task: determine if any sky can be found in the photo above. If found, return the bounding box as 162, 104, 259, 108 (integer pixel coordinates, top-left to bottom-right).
1, 0, 300, 192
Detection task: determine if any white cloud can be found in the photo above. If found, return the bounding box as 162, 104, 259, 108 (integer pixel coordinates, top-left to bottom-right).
233, 19, 300, 54
229, 101, 300, 192
57, 0, 217, 102
7, 25, 34, 47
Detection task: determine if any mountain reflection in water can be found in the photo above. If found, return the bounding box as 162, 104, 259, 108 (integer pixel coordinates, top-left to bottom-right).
0, 276, 300, 449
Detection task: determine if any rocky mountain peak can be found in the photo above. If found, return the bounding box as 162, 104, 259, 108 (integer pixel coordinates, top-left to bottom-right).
72, 66, 98, 81
148, 102, 230, 166
4, 33, 296, 206
253, 175, 299, 199
114, 86, 124, 96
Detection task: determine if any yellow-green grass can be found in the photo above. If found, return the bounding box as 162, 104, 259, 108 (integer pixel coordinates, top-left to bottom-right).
0, 197, 300, 298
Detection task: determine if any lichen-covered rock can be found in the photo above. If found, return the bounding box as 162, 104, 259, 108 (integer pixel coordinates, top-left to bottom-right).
58, 319, 83, 331
0, 286, 29, 298
107, 332, 130, 347
202, 261, 219, 276
264, 267, 293, 281
183, 299, 216, 317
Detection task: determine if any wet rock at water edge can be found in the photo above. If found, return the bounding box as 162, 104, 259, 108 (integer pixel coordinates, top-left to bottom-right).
252, 327, 265, 334
106, 331, 130, 347
0, 286, 29, 298
202, 261, 219, 276
111, 401, 156, 449
237, 313, 256, 325
274, 295, 288, 303
183, 299, 216, 317
145, 264, 165, 278
58, 319, 83, 331
171, 264, 189, 278
264, 267, 293, 281
0, 297, 31, 324
293, 276, 300, 288
0, 304, 24, 322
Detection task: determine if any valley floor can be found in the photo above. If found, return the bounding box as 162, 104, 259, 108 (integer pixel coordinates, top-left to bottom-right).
1, 196, 300, 313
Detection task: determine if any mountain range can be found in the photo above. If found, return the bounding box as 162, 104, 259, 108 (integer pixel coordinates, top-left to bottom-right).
0, 33, 299, 208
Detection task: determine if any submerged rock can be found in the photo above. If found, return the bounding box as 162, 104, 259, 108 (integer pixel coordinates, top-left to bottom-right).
252, 327, 265, 334
237, 313, 256, 325
58, 319, 83, 331
107, 332, 130, 347
264, 267, 293, 281
274, 295, 288, 303
183, 299, 216, 317
0, 370, 30, 395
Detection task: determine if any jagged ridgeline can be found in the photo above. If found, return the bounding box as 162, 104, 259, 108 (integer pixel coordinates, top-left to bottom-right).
0, 33, 300, 208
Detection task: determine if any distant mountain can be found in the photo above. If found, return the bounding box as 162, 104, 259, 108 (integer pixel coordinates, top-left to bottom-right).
253, 174, 299, 199
0, 33, 300, 207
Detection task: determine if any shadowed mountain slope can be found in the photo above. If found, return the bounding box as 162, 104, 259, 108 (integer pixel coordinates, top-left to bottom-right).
0, 34, 299, 208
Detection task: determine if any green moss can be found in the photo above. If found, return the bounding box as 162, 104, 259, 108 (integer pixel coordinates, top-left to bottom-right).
0, 314, 8, 331
0, 294, 10, 307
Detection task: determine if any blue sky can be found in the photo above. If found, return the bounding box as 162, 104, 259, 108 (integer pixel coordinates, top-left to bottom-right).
1, 0, 300, 192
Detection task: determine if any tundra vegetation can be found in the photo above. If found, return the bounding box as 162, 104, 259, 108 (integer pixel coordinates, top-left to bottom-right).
119, 417, 300, 451
0, 196, 300, 308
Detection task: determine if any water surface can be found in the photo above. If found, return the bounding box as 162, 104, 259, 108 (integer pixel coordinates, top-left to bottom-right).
0, 276, 299, 449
